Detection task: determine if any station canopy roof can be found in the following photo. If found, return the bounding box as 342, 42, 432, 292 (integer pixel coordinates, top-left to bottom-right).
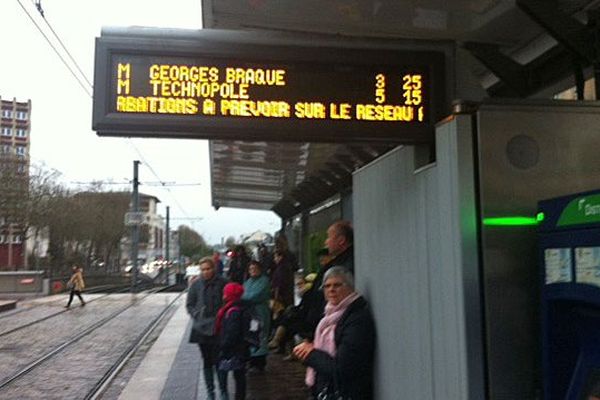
203, 0, 600, 218
210, 139, 397, 217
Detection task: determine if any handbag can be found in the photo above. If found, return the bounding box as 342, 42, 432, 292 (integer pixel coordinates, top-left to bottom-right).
317, 384, 343, 400
218, 356, 245, 371
316, 373, 344, 400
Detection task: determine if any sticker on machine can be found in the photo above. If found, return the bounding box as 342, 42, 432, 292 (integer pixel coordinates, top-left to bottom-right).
544, 248, 572, 284
575, 247, 600, 287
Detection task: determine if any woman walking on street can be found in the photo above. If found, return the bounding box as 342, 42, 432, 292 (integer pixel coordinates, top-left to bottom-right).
65, 265, 86, 308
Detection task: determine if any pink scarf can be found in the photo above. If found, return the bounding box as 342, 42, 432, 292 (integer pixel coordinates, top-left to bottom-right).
305, 292, 360, 387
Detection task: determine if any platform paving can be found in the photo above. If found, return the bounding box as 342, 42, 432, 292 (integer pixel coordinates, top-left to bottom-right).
121, 301, 311, 400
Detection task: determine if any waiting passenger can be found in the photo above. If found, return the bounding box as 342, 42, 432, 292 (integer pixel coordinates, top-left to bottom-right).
227, 245, 250, 284
242, 260, 271, 371
216, 282, 249, 400
65, 265, 86, 308
293, 267, 375, 400
271, 250, 295, 312
301, 220, 354, 340
268, 272, 317, 358
186, 257, 228, 400
213, 251, 225, 276
257, 243, 274, 277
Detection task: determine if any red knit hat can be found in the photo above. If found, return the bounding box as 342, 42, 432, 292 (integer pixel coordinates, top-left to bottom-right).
223, 282, 244, 302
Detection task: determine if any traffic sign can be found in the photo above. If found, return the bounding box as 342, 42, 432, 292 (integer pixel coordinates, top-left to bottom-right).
124, 211, 148, 226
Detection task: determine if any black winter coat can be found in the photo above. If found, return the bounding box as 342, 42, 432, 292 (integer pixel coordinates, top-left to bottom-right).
227, 254, 250, 284
187, 275, 227, 344
219, 301, 250, 361
304, 296, 375, 400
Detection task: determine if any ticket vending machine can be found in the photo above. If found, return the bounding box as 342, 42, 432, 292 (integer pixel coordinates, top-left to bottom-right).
539, 190, 600, 400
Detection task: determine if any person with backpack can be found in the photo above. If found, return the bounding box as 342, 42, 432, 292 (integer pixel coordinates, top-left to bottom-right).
216, 282, 249, 400
242, 260, 271, 372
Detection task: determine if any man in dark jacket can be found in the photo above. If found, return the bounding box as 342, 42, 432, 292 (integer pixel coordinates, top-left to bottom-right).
227, 245, 250, 284
187, 257, 228, 400
302, 220, 354, 340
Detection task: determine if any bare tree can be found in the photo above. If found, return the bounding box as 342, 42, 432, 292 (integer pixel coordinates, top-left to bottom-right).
26, 163, 66, 270
69, 191, 129, 273
178, 225, 211, 260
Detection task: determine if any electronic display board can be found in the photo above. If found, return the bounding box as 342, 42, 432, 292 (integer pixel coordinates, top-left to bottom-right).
93, 28, 446, 143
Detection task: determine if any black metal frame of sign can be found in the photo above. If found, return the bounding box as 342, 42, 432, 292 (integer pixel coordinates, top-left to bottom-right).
92, 28, 446, 144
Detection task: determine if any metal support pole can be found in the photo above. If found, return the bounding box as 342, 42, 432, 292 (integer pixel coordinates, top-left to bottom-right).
131, 160, 140, 293
573, 58, 585, 100
165, 206, 170, 285
590, 10, 600, 100
594, 63, 600, 100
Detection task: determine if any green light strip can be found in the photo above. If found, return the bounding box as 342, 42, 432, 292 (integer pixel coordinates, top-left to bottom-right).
482, 216, 539, 226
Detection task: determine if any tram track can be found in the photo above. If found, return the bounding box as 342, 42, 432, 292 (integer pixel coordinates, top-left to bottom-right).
0, 286, 181, 398
0, 284, 150, 338
0, 284, 130, 321
85, 291, 183, 400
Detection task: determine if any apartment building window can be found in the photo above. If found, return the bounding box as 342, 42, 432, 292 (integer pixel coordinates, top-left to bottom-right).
15, 111, 27, 120
15, 146, 26, 157
17, 164, 26, 174
1, 127, 11, 136
2, 145, 10, 154
1, 110, 12, 119
0, 235, 5, 244
12, 235, 22, 244
15, 129, 27, 138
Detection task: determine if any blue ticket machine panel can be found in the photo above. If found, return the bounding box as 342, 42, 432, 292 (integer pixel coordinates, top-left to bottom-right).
539, 190, 600, 400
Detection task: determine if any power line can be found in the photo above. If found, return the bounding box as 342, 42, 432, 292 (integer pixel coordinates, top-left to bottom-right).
16, 0, 92, 97
32, 0, 94, 89
126, 140, 191, 219
67, 181, 202, 187
144, 182, 202, 187
68, 181, 129, 186
18, 0, 195, 222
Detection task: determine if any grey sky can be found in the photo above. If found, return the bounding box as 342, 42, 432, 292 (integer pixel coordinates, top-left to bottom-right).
0, 0, 281, 244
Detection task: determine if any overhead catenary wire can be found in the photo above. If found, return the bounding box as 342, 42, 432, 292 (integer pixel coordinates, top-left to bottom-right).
18, 0, 197, 223
68, 181, 201, 187
16, 0, 93, 97
126, 140, 192, 219
32, 0, 94, 89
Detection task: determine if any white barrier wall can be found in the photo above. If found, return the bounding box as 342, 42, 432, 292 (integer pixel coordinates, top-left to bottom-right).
0, 271, 45, 293
353, 115, 485, 399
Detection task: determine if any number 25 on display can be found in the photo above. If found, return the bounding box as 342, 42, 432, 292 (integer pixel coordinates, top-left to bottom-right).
403, 74, 422, 106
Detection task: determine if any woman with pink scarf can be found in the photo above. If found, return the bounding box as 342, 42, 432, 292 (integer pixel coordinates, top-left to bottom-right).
293, 266, 375, 400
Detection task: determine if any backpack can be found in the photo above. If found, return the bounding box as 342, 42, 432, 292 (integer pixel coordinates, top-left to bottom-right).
226, 302, 263, 348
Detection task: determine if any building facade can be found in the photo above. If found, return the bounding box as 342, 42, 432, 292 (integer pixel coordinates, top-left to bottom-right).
0, 97, 31, 270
